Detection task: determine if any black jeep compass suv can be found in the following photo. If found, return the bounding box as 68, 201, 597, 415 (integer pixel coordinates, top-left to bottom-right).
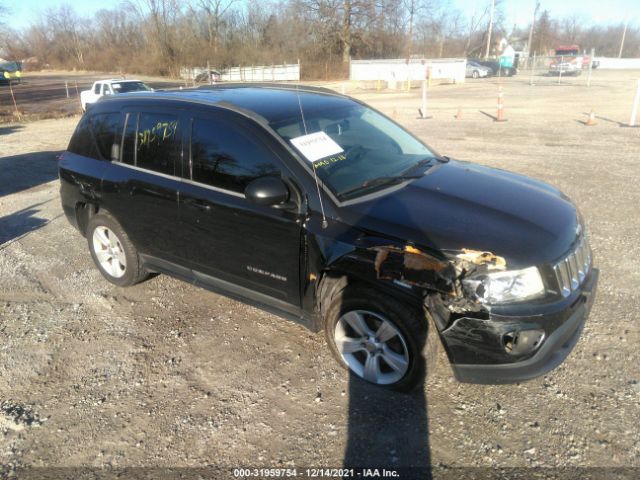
58, 84, 598, 391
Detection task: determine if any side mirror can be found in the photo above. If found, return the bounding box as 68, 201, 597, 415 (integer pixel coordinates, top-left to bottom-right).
244, 176, 289, 207
110, 143, 120, 162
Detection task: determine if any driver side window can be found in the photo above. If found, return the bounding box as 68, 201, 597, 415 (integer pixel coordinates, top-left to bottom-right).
188, 116, 281, 193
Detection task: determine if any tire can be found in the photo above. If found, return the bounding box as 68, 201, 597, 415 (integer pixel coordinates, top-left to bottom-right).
87, 212, 148, 287
472, 70, 479, 79
324, 283, 440, 392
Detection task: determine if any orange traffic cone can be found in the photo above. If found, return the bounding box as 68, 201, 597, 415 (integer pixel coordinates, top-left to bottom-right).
585, 109, 596, 126
392, 107, 398, 119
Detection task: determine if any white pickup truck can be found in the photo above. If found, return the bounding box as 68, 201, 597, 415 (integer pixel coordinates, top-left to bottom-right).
80, 79, 153, 111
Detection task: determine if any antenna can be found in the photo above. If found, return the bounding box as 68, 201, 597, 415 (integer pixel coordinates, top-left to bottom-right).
296, 84, 329, 229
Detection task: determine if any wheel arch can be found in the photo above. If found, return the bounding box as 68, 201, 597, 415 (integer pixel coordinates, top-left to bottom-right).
75, 203, 116, 237
316, 267, 426, 324
75, 202, 100, 237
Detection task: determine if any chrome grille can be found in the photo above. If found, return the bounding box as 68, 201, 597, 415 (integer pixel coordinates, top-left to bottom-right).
553, 237, 592, 297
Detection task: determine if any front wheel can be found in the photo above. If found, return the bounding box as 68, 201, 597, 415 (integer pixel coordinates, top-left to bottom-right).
87, 213, 148, 287
472, 70, 479, 79
324, 284, 440, 392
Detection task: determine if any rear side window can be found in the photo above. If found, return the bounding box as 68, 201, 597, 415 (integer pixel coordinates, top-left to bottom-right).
135, 113, 180, 175
119, 111, 181, 173
68, 112, 121, 161
189, 117, 280, 193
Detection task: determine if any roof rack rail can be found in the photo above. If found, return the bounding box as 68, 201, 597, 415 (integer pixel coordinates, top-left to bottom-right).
195, 82, 341, 96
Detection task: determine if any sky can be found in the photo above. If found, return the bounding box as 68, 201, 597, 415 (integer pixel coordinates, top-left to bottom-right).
3, 0, 638, 30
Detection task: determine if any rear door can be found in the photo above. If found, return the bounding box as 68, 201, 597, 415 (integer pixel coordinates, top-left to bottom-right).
178, 111, 303, 306
100, 108, 186, 265
59, 112, 119, 217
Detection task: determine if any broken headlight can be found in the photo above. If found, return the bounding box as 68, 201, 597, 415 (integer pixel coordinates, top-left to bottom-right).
462, 266, 545, 304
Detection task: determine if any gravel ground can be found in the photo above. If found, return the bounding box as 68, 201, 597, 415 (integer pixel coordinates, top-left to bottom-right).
0, 69, 639, 479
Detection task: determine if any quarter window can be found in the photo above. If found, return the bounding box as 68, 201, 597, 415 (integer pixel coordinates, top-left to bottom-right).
189, 117, 280, 193
67, 115, 99, 159
67, 112, 121, 161
92, 113, 121, 160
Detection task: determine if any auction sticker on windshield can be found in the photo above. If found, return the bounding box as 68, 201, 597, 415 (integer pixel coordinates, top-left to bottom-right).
290, 131, 343, 163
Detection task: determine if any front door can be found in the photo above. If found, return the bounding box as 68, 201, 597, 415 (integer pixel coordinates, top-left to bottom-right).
178, 112, 302, 306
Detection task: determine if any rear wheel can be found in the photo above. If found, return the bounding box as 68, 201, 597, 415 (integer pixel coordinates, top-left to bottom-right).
324, 284, 440, 392
87, 213, 148, 287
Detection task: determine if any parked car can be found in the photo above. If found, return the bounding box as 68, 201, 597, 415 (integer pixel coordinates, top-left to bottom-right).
195, 70, 222, 83
549, 61, 582, 76
0, 63, 23, 85
58, 84, 598, 391
80, 79, 152, 111
471, 59, 517, 77
465, 60, 491, 79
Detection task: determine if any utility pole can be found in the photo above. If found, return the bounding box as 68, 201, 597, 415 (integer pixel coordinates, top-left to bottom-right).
619, 19, 628, 58
527, 1, 541, 68
485, 0, 495, 59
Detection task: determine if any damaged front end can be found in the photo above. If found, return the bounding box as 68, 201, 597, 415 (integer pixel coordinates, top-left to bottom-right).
367, 242, 597, 383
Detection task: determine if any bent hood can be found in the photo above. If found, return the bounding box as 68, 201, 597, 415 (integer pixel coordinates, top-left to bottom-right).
341, 160, 580, 268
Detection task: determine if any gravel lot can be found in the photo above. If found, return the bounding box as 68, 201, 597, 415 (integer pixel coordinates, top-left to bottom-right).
1, 70, 639, 479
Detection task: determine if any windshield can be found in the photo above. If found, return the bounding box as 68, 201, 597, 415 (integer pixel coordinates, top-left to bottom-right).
112, 81, 152, 93
272, 103, 436, 200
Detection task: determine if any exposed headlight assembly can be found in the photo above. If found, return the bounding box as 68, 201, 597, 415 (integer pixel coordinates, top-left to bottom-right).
462, 266, 545, 305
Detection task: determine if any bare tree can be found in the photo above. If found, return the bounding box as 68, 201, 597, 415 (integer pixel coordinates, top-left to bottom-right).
561, 14, 584, 44
403, 0, 434, 59
44, 5, 87, 67
128, 0, 183, 74
192, 0, 236, 54
529, 9, 556, 55
1, 0, 638, 76
464, 5, 489, 56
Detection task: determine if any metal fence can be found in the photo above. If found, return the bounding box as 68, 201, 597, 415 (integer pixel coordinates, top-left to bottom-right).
514, 54, 602, 86
180, 62, 300, 82
350, 58, 466, 88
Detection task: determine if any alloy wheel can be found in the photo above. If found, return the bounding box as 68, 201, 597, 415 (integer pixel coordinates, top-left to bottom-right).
334, 310, 410, 385
92, 226, 127, 278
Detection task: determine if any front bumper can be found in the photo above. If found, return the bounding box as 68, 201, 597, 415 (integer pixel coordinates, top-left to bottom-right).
446, 268, 598, 384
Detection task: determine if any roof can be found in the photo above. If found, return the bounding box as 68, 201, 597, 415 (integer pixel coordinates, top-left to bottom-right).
105, 83, 354, 124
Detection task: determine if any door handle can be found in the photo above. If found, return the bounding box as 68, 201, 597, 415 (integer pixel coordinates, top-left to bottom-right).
183, 198, 211, 211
